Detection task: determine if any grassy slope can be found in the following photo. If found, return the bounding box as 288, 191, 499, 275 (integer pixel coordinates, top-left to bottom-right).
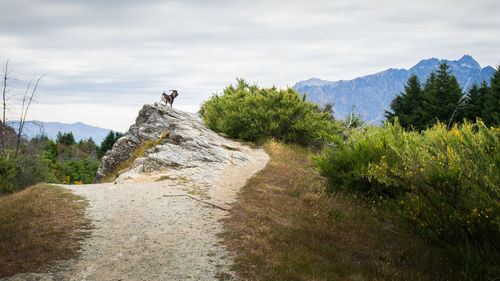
223, 141, 448, 281
0, 184, 92, 278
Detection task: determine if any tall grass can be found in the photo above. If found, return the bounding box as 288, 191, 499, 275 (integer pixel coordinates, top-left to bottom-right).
223, 141, 451, 281
315, 121, 500, 279
0, 184, 92, 277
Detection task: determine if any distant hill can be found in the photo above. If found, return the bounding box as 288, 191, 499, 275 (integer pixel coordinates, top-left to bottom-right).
6, 121, 113, 144
293, 55, 496, 123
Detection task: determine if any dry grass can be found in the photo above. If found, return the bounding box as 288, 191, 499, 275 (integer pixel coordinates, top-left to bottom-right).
222, 141, 449, 281
0, 184, 92, 278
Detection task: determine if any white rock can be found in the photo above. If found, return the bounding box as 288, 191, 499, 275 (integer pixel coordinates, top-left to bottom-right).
94, 102, 252, 183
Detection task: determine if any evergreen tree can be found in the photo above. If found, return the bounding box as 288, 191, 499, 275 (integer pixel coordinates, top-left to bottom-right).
483, 66, 500, 126
463, 82, 488, 122
386, 63, 467, 131
385, 74, 424, 129
98, 131, 123, 158
56, 131, 76, 146
384, 95, 402, 123
420, 63, 464, 130
98, 131, 115, 158
114, 132, 124, 141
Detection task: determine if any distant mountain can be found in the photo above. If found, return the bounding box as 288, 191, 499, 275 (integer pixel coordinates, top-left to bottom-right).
293, 55, 496, 123
6, 121, 113, 144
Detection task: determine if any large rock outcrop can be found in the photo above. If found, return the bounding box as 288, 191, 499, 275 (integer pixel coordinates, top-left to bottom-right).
93, 102, 253, 183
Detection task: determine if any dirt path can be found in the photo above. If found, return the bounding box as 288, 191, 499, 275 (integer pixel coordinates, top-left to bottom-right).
17, 148, 268, 281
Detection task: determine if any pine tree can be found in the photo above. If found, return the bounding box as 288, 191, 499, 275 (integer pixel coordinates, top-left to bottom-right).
56, 131, 76, 146
98, 131, 123, 158
385, 74, 424, 129
483, 66, 500, 126
421, 62, 463, 130
98, 131, 116, 158
463, 82, 488, 122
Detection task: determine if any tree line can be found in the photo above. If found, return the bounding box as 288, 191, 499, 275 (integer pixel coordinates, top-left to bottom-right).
385, 62, 500, 130
0, 128, 123, 193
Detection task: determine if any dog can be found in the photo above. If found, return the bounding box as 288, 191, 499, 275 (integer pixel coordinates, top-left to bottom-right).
161, 90, 179, 108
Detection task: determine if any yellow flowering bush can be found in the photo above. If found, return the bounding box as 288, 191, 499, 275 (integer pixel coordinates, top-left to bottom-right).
314, 121, 407, 197
315, 120, 500, 277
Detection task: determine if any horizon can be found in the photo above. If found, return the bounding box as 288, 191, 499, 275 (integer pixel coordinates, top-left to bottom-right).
1, 0, 499, 131
6, 54, 498, 132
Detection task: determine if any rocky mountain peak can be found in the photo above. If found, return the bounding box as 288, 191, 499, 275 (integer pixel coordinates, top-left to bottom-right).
293, 55, 495, 123
457, 54, 481, 69
93, 102, 254, 183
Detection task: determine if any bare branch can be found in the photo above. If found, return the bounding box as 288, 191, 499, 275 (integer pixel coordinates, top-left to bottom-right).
1, 60, 9, 155
447, 96, 466, 130
15, 74, 45, 158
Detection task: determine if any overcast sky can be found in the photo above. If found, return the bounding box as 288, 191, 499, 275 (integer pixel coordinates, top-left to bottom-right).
1, 0, 499, 131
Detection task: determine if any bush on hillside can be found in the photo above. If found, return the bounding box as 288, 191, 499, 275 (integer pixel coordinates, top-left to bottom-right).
315, 120, 500, 278
199, 79, 339, 145
15, 154, 56, 188
0, 153, 56, 193
61, 158, 99, 184
314, 121, 406, 197
0, 156, 20, 193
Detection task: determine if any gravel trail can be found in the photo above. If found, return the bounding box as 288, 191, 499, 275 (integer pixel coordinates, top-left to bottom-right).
6, 148, 268, 281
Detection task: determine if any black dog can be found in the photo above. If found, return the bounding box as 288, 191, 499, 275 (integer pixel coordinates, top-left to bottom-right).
162, 90, 179, 108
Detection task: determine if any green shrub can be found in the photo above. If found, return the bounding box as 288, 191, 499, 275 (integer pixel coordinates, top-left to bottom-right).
314, 121, 407, 197
199, 79, 339, 145
61, 158, 99, 184
15, 154, 56, 188
0, 153, 56, 193
315, 121, 500, 278
0, 156, 20, 192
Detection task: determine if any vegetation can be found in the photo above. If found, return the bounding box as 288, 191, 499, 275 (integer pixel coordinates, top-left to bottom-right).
223, 141, 449, 280
201, 77, 500, 280
315, 121, 500, 279
0, 184, 92, 278
386, 63, 500, 130
98, 130, 124, 158
0, 62, 496, 280
481, 66, 500, 125
0, 129, 123, 192
199, 79, 339, 145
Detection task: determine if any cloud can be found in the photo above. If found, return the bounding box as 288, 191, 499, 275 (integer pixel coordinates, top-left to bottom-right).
1, 0, 498, 130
